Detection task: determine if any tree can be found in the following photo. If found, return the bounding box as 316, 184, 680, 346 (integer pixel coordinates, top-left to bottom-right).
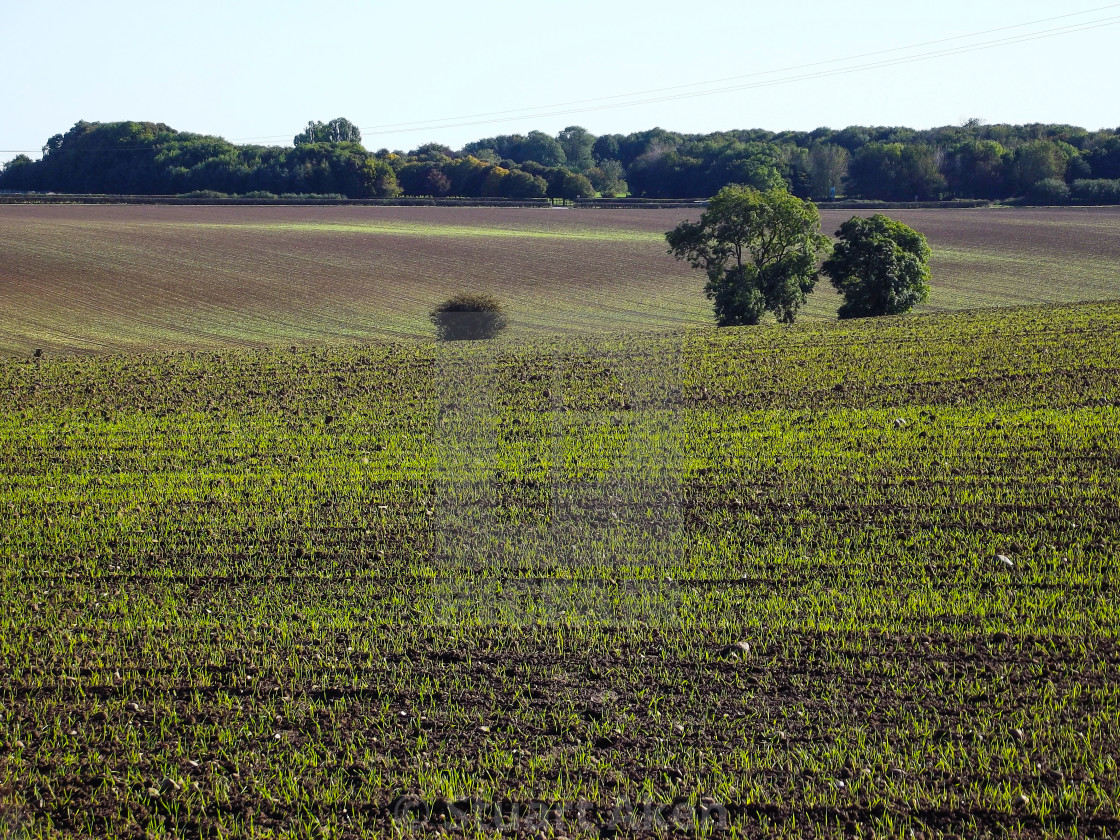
282, 142, 399, 197
360, 156, 402, 197
430, 293, 509, 341
807, 143, 849, 200
592, 134, 621, 163
666, 185, 830, 326
1026, 177, 1071, 204
446, 156, 491, 196
424, 168, 452, 196
410, 142, 455, 162
1070, 178, 1120, 203
698, 141, 784, 196
550, 170, 594, 200
1009, 139, 1071, 194
820, 214, 931, 319
833, 125, 871, 153
943, 140, 1009, 199
470, 147, 501, 164
2, 154, 33, 171
294, 118, 362, 146
11, 117, 1120, 202
502, 169, 548, 198
586, 159, 628, 196
557, 126, 596, 172
846, 142, 946, 200
482, 166, 511, 196
519, 131, 566, 167
1086, 136, 1120, 179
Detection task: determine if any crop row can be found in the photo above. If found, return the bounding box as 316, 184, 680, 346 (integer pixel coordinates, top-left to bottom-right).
1, 301, 1118, 837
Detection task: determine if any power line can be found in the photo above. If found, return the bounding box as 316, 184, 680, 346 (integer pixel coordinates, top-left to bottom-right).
351, 16, 1120, 140
3, 6, 1117, 156
232, 4, 1120, 142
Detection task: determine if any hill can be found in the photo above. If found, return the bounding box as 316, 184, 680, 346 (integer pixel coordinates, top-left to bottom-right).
1, 300, 1118, 837
2, 204, 1119, 355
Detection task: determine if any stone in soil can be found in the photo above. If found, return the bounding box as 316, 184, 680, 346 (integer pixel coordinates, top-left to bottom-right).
719, 640, 751, 659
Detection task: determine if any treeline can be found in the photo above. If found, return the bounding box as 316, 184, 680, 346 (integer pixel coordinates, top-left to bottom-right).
0, 121, 400, 199
3, 118, 1120, 203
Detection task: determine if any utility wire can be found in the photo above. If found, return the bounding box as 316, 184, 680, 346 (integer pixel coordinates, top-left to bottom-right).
238, 2, 1120, 141
2, 6, 1117, 156
354, 16, 1120, 139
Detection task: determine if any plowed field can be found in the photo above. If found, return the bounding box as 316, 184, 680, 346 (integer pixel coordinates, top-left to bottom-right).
1, 205, 1118, 355
1, 300, 1119, 838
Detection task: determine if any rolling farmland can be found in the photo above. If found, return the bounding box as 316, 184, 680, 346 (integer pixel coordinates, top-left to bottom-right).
1, 201, 1119, 838
1, 299, 1119, 838
1, 204, 1118, 355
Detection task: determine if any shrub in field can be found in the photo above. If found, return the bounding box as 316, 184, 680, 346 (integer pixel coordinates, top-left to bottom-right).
278, 193, 347, 200
430, 293, 509, 341
666, 184, 830, 326
1071, 178, 1120, 204
1027, 178, 1072, 205
178, 190, 229, 199
821, 214, 931, 319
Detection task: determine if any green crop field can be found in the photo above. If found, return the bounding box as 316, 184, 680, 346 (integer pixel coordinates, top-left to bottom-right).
1, 296, 1118, 838
1, 205, 1118, 355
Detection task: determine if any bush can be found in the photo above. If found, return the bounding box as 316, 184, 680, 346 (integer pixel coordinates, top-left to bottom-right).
1071, 179, 1120, 204
1026, 178, 1071, 205
430, 293, 509, 341
278, 193, 347, 200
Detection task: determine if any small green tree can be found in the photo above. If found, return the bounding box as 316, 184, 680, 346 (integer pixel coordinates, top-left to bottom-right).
821, 214, 932, 319
666, 185, 830, 326
586, 160, 628, 197
550, 170, 595, 200
430, 293, 509, 341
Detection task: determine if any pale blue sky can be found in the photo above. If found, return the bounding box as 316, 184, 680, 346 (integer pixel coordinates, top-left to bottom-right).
2, 0, 1117, 164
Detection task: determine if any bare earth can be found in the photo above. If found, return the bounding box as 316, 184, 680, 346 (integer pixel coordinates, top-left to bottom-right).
1, 204, 1118, 355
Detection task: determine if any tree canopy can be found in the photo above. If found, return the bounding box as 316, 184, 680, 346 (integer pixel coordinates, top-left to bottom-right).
4, 118, 1120, 203
821, 214, 932, 319
294, 118, 362, 145
666, 185, 830, 326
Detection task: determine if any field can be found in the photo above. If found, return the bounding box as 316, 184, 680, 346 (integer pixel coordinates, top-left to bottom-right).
1, 204, 1119, 355
1, 296, 1119, 838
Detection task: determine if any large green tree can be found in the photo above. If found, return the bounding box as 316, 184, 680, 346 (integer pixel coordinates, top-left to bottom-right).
557, 125, 596, 172
1086, 136, 1120, 179
519, 131, 567, 167
807, 143, 849, 200
821, 214, 931, 319
666, 185, 830, 326
294, 118, 362, 145
846, 142, 946, 201
1009, 139, 1073, 194
943, 139, 1009, 199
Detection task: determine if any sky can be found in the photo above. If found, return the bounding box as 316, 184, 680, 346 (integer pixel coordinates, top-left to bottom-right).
2, 0, 1118, 164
